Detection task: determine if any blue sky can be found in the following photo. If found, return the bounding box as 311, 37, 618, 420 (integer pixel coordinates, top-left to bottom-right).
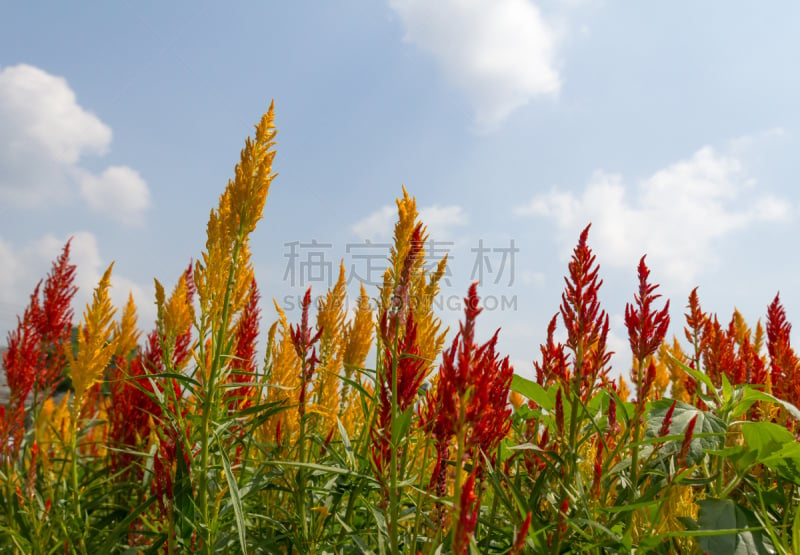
1, 1, 798, 379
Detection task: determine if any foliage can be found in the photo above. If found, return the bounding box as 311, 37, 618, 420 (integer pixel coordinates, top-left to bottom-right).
2, 105, 800, 554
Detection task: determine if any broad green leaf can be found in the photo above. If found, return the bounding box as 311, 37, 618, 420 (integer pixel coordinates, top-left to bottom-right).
741, 421, 800, 484
646, 400, 725, 465
696, 498, 775, 555
511, 374, 554, 410
739, 388, 800, 421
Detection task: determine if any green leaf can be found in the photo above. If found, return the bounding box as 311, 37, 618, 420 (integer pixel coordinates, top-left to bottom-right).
668, 353, 720, 405
696, 498, 775, 555
511, 374, 554, 410
739, 388, 800, 421
646, 400, 725, 465
215, 429, 247, 554
741, 421, 800, 484
392, 406, 414, 445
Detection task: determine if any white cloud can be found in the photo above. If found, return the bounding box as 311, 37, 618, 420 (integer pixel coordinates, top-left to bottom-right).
351, 205, 395, 240
389, 0, 560, 130
352, 203, 468, 241
419, 204, 468, 241
516, 145, 792, 286
0, 232, 154, 340
0, 64, 150, 223
78, 166, 151, 225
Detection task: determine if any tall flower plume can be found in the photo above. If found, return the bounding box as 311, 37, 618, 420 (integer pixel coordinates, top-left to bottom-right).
66, 263, 118, 418
2, 240, 77, 453
421, 283, 513, 497
559, 224, 610, 399
625, 256, 670, 364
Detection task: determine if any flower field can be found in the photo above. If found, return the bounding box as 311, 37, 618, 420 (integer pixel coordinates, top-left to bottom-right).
2, 106, 800, 554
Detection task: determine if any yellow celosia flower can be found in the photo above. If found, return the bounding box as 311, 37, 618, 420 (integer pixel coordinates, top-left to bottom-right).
732, 309, 751, 346
660, 338, 690, 403
154, 272, 195, 372
378, 187, 447, 372
311, 263, 348, 423
261, 301, 302, 446
66, 263, 118, 418
36, 393, 72, 476
753, 320, 765, 355
194, 105, 276, 338
652, 484, 701, 552
114, 293, 140, 359
617, 375, 631, 402
343, 283, 374, 373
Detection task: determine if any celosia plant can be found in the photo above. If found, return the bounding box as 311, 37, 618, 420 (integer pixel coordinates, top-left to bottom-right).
2, 104, 800, 555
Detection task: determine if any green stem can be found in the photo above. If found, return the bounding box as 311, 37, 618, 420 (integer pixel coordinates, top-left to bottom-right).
452, 398, 467, 547
198, 228, 244, 552
297, 377, 310, 551
629, 356, 646, 499
411, 435, 433, 549
389, 342, 400, 555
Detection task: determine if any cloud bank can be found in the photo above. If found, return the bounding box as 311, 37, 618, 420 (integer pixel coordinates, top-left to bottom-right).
0, 64, 150, 223
389, 0, 560, 130
517, 145, 791, 285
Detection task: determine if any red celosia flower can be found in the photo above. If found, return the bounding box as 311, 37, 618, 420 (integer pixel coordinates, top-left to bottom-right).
509, 511, 532, 555
373, 312, 428, 471
534, 314, 568, 387
678, 414, 698, 467
452, 471, 480, 555
659, 400, 677, 437
625, 256, 670, 362
2, 240, 77, 455
766, 293, 800, 405
557, 495, 570, 538
421, 284, 514, 473
591, 440, 604, 498
555, 387, 564, 436
290, 287, 322, 418
607, 386, 618, 432
559, 225, 611, 400
625, 256, 669, 403
228, 278, 261, 413
684, 288, 707, 361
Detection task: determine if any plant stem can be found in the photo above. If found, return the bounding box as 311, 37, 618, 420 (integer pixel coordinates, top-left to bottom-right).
198, 227, 244, 552
389, 342, 400, 555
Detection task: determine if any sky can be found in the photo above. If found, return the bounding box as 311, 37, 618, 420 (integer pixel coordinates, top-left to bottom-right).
1, 1, 799, 380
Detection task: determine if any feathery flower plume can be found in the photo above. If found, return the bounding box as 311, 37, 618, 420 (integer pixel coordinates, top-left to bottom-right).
2, 240, 77, 453
194, 104, 276, 394
766, 293, 800, 406
534, 314, 568, 386
626, 256, 670, 362
310, 264, 347, 427
66, 263, 118, 418
291, 288, 322, 420
379, 189, 447, 371
625, 256, 670, 402
35, 239, 77, 396
262, 303, 303, 446
678, 414, 698, 467
421, 283, 513, 509
510, 512, 532, 555
559, 225, 611, 399
452, 471, 480, 555
659, 400, 677, 437
228, 278, 261, 413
